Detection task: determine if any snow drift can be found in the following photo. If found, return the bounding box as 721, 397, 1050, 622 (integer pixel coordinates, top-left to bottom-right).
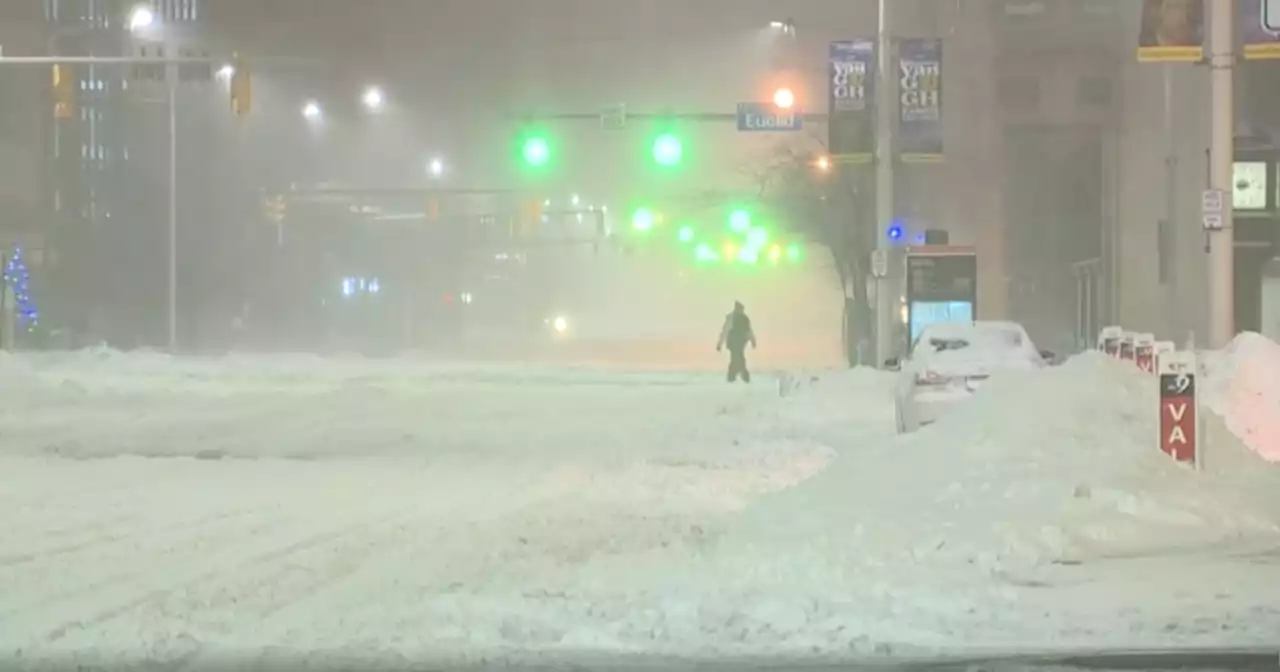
0, 349, 1277, 665
735, 352, 1280, 569
1203, 331, 1280, 462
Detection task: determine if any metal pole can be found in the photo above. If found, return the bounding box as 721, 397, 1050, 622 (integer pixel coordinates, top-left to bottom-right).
1208, 0, 1235, 348
874, 0, 896, 366
167, 69, 178, 352
1163, 64, 1179, 329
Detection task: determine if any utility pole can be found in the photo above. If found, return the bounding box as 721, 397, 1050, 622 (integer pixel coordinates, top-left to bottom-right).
1207, 0, 1235, 348
874, 0, 896, 366
1162, 64, 1178, 332
167, 60, 179, 352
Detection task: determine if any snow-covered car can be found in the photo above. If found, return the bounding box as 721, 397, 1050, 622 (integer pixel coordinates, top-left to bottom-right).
891, 321, 1053, 434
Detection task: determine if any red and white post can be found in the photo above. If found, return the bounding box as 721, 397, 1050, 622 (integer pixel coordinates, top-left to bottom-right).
1157, 350, 1200, 468
1134, 333, 1155, 373
1118, 331, 1136, 363
1099, 326, 1123, 357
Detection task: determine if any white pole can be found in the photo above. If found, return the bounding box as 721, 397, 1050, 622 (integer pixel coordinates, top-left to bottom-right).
167, 68, 178, 352
1208, 0, 1235, 348
874, 0, 895, 367
1163, 64, 1178, 327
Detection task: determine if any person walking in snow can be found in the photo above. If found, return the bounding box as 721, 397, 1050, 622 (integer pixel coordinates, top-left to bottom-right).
716, 300, 756, 383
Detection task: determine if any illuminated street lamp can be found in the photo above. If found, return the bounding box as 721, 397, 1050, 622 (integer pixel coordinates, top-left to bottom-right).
814, 154, 832, 172
773, 86, 795, 110
428, 157, 445, 178
361, 86, 385, 111
215, 64, 235, 80
128, 4, 155, 31
301, 100, 322, 121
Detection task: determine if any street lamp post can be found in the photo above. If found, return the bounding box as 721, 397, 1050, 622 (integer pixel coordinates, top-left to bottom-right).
361, 86, 384, 112
167, 61, 178, 352
128, 5, 155, 32
873, 0, 897, 367
127, 4, 181, 351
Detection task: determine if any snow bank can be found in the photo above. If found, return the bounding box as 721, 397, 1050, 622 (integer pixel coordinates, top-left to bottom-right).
642, 352, 1280, 652
736, 352, 1280, 569
1202, 332, 1280, 462
0, 351, 1277, 664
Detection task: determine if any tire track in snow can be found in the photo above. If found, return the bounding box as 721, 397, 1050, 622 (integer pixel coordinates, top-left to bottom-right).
163, 468, 566, 660
0, 505, 266, 569
0, 467, 420, 648
164, 470, 521, 671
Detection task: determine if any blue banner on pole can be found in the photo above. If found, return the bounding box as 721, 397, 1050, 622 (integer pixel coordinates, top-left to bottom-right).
828, 40, 875, 164
898, 38, 943, 164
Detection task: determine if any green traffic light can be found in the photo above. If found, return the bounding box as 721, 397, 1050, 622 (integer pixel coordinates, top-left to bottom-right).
786, 243, 802, 262
677, 225, 695, 243
694, 243, 720, 262
652, 133, 683, 167
745, 226, 769, 248
632, 207, 655, 231
728, 209, 751, 233
521, 136, 550, 167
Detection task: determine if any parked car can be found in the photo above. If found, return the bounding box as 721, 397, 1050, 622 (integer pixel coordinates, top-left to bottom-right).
890, 321, 1053, 434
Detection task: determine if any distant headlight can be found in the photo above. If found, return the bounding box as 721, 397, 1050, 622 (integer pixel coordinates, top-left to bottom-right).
552, 316, 568, 333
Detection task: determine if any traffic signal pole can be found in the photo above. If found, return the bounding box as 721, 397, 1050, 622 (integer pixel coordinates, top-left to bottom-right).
873, 0, 897, 368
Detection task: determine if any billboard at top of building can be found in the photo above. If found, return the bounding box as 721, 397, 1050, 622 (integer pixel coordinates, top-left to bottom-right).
1136, 0, 1204, 62
1137, 0, 1280, 61
828, 40, 875, 164
898, 38, 943, 164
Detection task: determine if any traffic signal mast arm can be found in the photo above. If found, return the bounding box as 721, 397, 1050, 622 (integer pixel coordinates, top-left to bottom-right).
515, 111, 830, 122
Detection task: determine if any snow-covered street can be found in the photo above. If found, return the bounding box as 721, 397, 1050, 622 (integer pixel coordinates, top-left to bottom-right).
0, 344, 1278, 668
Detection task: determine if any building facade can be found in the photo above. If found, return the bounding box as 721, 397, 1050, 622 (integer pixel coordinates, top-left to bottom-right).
941, 0, 1278, 350
40, 0, 209, 346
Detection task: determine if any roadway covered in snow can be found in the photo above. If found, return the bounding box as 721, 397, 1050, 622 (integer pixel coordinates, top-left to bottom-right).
0, 344, 1277, 668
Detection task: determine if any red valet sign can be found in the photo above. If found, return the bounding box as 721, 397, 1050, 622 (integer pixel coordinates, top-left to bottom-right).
1157, 350, 1199, 466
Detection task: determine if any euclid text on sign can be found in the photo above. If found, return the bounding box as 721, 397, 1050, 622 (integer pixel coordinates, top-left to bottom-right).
1157, 350, 1199, 466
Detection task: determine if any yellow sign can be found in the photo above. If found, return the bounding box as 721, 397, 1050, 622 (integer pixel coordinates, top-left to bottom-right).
51, 64, 75, 119
230, 54, 252, 116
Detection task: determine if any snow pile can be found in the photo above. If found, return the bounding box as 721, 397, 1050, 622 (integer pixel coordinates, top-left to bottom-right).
1202, 331, 1280, 462
0, 350, 1278, 663
734, 352, 1280, 571
622, 351, 1280, 653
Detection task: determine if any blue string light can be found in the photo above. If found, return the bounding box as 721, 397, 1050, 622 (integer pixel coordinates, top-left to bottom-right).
4, 247, 38, 331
